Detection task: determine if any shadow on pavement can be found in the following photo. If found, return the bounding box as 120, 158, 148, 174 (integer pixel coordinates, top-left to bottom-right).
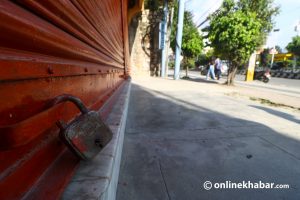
185, 77, 220, 84
117, 83, 300, 200
250, 105, 300, 125
167, 74, 220, 84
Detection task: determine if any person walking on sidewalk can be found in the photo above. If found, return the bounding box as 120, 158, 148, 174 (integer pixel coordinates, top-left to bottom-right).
206, 60, 216, 80
215, 57, 222, 80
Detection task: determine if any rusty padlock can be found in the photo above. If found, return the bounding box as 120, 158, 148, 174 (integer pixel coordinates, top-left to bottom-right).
52, 94, 113, 160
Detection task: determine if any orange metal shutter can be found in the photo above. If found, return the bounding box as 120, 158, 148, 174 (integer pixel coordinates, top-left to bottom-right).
0, 0, 129, 199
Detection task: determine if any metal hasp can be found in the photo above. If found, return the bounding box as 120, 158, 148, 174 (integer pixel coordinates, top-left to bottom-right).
53, 95, 113, 160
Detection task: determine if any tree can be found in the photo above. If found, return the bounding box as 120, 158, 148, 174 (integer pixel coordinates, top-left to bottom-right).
144, 0, 160, 11
195, 48, 216, 69
275, 45, 283, 54
286, 36, 300, 56
286, 36, 300, 70
260, 48, 269, 67
238, 0, 279, 45
208, 0, 261, 85
196, 54, 210, 67
208, 0, 279, 85
170, 3, 203, 78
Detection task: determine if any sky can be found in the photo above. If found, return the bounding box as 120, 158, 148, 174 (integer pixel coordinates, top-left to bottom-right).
185, 0, 300, 52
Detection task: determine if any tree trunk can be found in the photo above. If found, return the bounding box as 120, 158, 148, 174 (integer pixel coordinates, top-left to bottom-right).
185, 64, 189, 77
293, 55, 297, 73
226, 65, 237, 86
182, 56, 189, 78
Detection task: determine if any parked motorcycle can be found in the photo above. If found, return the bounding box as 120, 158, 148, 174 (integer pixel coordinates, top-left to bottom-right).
254, 69, 271, 83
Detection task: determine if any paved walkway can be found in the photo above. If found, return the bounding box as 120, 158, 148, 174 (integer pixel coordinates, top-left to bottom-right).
186, 71, 300, 108
117, 77, 300, 200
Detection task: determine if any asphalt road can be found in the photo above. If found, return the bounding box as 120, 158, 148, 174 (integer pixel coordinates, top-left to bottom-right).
177, 70, 300, 98
234, 74, 300, 90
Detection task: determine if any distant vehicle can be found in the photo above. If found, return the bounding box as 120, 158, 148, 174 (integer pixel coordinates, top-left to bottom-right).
221, 61, 228, 75
271, 62, 284, 70
200, 65, 208, 75
254, 68, 271, 83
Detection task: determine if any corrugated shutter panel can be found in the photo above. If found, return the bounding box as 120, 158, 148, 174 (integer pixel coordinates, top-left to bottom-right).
0, 0, 129, 199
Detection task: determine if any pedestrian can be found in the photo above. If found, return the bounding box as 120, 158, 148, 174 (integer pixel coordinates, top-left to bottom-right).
214, 57, 222, 80
206, 60, 216, 80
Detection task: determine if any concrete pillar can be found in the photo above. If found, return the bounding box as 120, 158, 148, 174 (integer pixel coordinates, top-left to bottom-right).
174, 0, 184, 80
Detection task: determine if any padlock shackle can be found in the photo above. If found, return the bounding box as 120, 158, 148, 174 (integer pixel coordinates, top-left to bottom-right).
50, 94, 89, 114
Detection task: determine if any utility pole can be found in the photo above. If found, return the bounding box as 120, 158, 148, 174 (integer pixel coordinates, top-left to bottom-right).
270, 29, 280, 69
174, 0, 185, 80
164, 6, 174, 78
160, 0, 168, 77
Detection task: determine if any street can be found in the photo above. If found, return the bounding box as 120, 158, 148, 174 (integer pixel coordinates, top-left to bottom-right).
185, 70, 300, 99
235, 74, 300, 90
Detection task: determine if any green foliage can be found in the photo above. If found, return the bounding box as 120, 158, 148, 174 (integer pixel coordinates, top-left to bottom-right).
205, 48, 216, 59
168, 60, 175, 69
286, 36, 300, 56
237, 0, 280, 45
207, 0, 279, 84
182, 18, 203, 57
275, 45, 283, 54
144, 0, 160, 11
209, 5, 261, 65
196, 54, 210, 66
182, 58, 196, 69
170, 3, 203, 60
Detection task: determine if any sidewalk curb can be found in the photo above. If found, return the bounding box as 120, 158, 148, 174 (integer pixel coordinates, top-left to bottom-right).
62, 80, 131, 200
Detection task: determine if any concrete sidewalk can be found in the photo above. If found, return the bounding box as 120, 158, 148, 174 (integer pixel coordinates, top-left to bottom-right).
117, 77, 300, 200
187, 71, 300, 109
